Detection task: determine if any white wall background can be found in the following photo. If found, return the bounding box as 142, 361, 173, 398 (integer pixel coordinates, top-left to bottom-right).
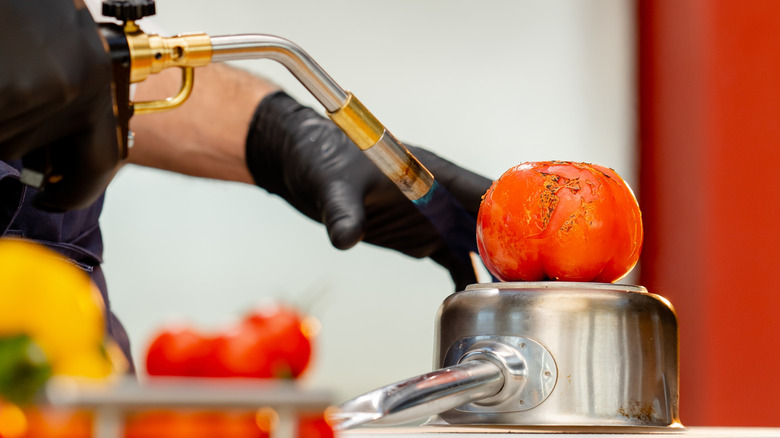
99, 0, 636, 403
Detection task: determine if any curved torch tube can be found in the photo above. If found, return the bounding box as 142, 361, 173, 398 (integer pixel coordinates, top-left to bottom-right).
209, 34, 434, 201
210, 34, 347, 112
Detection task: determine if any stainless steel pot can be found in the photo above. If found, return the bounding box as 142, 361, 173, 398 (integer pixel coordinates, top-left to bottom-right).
330, 282, 681, 430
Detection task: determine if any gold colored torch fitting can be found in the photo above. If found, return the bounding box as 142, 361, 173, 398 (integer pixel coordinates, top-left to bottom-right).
328, 94, 384, 151
123, 24, 213, 114
328, 93, 434, 200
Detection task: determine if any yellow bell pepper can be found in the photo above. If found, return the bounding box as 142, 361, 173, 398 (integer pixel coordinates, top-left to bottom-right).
0, 238, 117, 404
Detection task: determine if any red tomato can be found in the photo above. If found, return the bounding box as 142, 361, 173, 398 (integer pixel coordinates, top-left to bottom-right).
124, 410, 186, 438
208, 326, 277, 378
144, 325, 212, 377
194, 333, 229, 378
477, 161, 643, 282
124, 410, 268, 438
242, 305, 312, 378
297, 414, 334, 438
210, 305, 313, 379
21, 408, 92, 438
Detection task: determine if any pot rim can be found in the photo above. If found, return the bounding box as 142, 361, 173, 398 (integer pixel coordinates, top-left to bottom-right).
464, 282, 648, 294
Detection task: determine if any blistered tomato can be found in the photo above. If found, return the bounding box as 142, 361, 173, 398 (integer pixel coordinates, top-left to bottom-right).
477, 161, 643, 282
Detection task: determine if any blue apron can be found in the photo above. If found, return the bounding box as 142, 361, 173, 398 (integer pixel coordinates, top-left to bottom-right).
0, 160, 134, 373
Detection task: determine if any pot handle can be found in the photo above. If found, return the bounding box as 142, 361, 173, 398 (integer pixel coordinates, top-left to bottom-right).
330, 337, 557, 430
328, 359, 504, 430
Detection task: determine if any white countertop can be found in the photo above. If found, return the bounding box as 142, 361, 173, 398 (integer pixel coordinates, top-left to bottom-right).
342, 426, 780, 438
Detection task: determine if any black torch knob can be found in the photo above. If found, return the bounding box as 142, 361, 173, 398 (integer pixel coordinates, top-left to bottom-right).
101, 0, 156, 22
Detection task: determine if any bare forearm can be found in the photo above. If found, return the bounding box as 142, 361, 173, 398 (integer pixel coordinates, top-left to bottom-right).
128, 63, 278, 183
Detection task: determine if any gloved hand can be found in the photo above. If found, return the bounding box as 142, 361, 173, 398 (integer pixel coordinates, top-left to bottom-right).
0, 0, 120, 212
246, 91, 493, 291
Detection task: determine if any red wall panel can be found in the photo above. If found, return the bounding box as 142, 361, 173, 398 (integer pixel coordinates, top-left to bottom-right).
638, 0, 780, 426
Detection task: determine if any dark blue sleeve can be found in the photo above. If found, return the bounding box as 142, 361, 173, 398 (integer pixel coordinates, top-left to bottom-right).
0, 159, 134, 372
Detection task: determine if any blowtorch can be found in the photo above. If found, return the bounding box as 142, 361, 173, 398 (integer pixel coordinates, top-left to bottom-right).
26, 0, 484, 277
106, 0, 485, 274
97, 0, 432, 200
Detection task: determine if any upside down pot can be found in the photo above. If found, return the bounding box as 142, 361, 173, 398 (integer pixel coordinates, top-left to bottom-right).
331, 282, 682, 430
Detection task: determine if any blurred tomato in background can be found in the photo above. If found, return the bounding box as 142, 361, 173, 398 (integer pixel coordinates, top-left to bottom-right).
144, 303, 314, 379
145, 326, 212, 377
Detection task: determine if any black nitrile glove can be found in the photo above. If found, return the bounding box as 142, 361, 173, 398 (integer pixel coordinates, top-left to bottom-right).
0, 0, 120, 212
246, 91, 493, 291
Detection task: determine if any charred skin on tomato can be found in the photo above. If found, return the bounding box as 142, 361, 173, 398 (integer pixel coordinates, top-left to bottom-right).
476, 161, 643, 283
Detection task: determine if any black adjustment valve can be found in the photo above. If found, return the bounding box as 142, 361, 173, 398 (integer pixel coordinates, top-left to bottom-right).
102, 0, 156, 22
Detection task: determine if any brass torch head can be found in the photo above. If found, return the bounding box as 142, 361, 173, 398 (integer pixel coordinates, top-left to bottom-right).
123, 26, 212, 84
